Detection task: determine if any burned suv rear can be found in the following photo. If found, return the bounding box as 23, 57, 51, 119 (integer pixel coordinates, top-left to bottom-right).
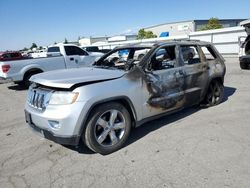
25, 40, 226, 155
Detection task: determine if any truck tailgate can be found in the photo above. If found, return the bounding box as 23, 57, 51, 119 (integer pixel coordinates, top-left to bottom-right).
0, 61, 8, 79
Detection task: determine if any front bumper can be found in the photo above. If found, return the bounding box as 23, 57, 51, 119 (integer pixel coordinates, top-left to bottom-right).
24, 100, 89, 146
25, 111, 79, 145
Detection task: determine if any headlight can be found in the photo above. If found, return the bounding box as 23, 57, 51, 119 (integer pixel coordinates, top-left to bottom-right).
49, 91, 79, 105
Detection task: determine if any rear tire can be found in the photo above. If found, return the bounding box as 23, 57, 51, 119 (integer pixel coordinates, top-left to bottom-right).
83, 102, 131, 155
203, 80, 224, 107
23, 74, 33, 88
23, 71, 42, 88
240, 62, 249, 70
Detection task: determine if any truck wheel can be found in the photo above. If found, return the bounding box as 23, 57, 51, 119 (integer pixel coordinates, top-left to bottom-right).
240, 62, 248, 70
23, 70, 42, 88
23, 74, 33, 88
203, 80, 224, 107
84, 102, 131, 155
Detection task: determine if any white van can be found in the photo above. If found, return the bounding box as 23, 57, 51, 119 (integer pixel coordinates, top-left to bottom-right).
239, 20, 250, 69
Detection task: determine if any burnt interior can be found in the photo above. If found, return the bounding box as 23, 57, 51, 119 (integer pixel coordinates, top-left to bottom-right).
94, 46, 153, 71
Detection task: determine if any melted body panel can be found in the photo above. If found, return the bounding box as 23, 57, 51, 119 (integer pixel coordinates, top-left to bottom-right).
125, 42, 225, 119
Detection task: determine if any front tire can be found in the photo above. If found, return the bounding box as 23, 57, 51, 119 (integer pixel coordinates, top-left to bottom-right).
84, 102, 131, 155
203, 80, 224, 107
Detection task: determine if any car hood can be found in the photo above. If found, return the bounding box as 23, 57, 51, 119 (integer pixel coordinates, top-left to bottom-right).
30, 67, 125, 89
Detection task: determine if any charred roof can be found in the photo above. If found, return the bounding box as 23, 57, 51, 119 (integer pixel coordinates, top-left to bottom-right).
113, 40, 212, 50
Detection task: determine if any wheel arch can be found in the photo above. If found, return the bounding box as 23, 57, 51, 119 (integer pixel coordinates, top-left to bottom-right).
23, 68, 44, 80
209, 76, 224, 85
20, 64, 45, 80
202, 76, 224, 101
78, 96, 137, 143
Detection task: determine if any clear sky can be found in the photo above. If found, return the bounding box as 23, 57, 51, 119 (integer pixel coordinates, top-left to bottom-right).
0, 0, 249, 51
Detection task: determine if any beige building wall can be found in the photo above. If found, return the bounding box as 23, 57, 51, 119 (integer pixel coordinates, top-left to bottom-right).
79, 38, 91, 46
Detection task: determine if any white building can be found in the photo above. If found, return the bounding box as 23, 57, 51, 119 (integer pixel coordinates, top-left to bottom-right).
144, 19, 246, 37
78, 34, 137, 46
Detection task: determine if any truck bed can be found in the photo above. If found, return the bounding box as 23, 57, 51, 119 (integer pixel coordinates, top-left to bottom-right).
0, 55, 66, 81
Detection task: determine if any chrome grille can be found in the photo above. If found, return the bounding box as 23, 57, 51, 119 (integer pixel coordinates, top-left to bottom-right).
27, 87, 52, 110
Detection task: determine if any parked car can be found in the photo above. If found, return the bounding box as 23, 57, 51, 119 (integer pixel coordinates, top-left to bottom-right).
82, 46, 111, 54
239, 20, 250, 69
0, 51, 26, 61
0, 44, 102, 87
25, 40, 226, 154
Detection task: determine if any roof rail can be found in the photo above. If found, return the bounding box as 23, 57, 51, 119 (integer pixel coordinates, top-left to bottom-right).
173, 39, 200, 42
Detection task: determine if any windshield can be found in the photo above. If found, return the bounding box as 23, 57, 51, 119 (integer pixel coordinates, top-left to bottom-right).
94, 47, 152, 71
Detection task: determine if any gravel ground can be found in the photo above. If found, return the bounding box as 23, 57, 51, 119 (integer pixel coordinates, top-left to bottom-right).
0, 58, 250, 188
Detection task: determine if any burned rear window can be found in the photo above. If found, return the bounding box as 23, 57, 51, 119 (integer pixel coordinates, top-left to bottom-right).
96, 47, 151, 71
201, 46, 217, 60
180, 45, 201, 65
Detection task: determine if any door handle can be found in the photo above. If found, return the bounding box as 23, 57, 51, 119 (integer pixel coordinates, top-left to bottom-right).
70, 57, 74, 61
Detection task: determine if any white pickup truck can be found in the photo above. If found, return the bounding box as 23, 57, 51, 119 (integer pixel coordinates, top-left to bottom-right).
0, 43, 102, 87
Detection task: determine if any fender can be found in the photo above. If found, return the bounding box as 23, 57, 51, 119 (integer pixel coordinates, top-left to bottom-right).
20, 64, 45, 80
76, 96, 137, 144
202, 75, 224, 101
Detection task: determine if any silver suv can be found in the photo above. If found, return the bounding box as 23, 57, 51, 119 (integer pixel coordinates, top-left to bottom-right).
25, 40, 226, 154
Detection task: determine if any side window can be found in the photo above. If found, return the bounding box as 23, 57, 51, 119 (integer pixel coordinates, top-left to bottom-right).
48, 47, 60, 53
3, 54, 10, 59
150, 46, 176, 71
79, 48, 89, 56
11, 53, 20, 58
180, 45, 201, 65
201, 46, 217, 60
118, 49, 129, 60
108, 49, 130, 61
65, 46, 88, 56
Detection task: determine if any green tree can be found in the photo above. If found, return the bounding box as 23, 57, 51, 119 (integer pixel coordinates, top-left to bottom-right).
30, 43, 37, 49
199, 17, 223, 31
64, 38, 68, 44
22, 47, 29, 51
137, 29, 157, 39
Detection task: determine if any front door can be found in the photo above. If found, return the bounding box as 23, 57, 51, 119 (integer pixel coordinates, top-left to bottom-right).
142, 45, 185, 118
78, 55, 97, 67
64, 46, 93, 68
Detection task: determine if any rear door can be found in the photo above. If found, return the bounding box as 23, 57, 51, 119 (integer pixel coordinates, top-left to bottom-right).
142, 45, 186, 118
179, 45, 209, 106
